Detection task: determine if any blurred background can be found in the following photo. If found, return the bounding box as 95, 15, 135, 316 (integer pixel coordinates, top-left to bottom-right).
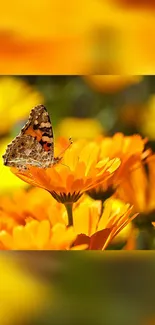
1, 75, 155, 137
1, 75, 155, 324
1, 75, 155, 159
1, 251, 155, 325
1, 75, 155, 194
0, 0, 155, 74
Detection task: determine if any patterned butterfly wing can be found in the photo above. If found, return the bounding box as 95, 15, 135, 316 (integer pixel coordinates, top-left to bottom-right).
2, 104, 55, 170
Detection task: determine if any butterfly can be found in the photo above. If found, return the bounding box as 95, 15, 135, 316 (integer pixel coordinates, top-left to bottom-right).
3, 104, 72, 171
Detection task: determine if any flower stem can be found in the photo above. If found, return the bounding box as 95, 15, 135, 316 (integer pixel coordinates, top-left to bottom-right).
99, 199, 104, 220
65, 203, 73, 227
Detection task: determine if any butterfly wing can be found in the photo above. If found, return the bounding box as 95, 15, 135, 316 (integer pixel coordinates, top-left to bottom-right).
3, 104, 54, 169
21, 104, 54, 152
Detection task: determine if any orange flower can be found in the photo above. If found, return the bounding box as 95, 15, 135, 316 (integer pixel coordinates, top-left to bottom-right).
114, 155, 155, 249
0, 220, 78, 250
11, 140, 121, 204
71, 196, 137, 250
116, 155, 155, 214
88, 133, 150, 200
0, 185, 136, 250
99, 133, 149, 181
0, 188, 65, 228
0, 188, 88, 250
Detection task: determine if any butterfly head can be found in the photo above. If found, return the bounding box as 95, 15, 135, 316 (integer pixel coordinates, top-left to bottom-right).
53, 156, 63, 165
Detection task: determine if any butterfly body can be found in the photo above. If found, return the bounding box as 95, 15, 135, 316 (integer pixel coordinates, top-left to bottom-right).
3, 104, 62, 170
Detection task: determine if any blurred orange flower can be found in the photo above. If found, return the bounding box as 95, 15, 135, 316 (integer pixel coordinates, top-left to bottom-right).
72, 196, 137, 250
84, 75, 142, 93
10, 140, 121, 204
0, 0, 103, 74
116, 155, 155, 216
0, 0, 155, 74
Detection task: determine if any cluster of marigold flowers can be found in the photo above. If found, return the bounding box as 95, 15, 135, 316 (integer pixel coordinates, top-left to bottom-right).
1, 133, 155, 250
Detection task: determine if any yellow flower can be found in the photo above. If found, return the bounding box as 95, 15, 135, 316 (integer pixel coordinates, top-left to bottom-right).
56, 117, 104, 140
10, 140, 121, 204
0, 138, 28, 193
88, 133, 150, 200
72, 196, 137, 250
84, 75, 142, 93
105, 198, 133, 245
0, 220, 78, 250
0, 76, 43, 134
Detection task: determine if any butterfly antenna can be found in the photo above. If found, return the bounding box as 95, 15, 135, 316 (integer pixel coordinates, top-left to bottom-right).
57, 137, 73, 158
60, 162, 71, 170
54, 137, 73, 170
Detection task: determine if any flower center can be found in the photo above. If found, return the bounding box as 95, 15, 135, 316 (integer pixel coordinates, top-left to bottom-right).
50, 191, 82, 204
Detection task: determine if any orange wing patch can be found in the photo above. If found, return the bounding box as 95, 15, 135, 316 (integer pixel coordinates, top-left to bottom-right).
25, 127, 43, 142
